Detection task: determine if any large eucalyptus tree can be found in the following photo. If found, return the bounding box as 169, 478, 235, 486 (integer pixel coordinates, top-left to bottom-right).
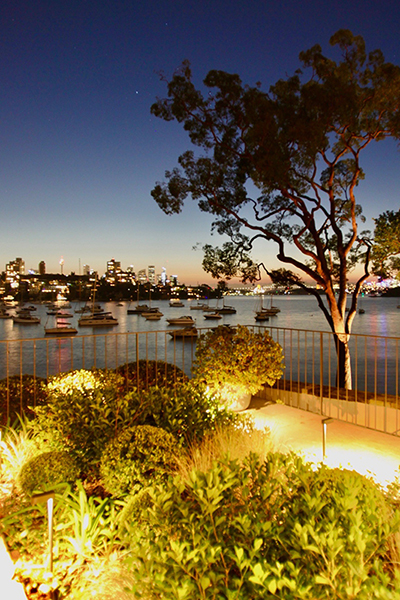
151, 30, 400, 388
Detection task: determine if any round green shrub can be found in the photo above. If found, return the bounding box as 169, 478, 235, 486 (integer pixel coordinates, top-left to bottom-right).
192, 324, 284, 397
100, 425, 180, 496
18, 450, 80, 495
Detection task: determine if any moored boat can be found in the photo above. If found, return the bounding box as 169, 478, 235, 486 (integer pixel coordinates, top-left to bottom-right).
169, 327, 198, 339
145, 313, 163, 320
127, 304, 150, 314
45, 318, 78, 336
141, 308, 163, 318
166, 315, 195, 326
169, 298, 184, 307
78, 312, 118, 327
12, 311, 40, 325
204, 312, 222, 320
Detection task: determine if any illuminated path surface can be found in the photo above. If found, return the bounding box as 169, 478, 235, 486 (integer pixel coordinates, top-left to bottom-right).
249, 403, 400, 488
0, 537, 26, 599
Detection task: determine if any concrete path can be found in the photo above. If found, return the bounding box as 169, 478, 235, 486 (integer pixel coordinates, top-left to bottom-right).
0, 536, 26, 599
247, 403, 400, 487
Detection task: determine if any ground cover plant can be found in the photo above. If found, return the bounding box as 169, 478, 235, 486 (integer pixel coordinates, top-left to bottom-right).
0, 366, 400, 599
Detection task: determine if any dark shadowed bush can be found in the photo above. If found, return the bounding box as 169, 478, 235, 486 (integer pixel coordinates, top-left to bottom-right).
0, 375, 48, 427
115, 359, 188, 391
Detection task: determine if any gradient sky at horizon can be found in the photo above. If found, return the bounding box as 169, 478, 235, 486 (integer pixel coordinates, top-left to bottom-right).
1, 0, 400, 285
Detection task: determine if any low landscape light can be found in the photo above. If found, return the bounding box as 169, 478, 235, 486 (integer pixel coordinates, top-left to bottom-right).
322, 417, 334, 460
31, 491, 55, 574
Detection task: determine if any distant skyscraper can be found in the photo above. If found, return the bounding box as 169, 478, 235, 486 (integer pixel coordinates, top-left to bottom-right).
137, 269, 147, 283
106, 258, 121, 284
148, 265, 155, 284
39, 261, 46, 275
83, 264, 90, 276
5, 257, 25, 288
161, 267, 167, 286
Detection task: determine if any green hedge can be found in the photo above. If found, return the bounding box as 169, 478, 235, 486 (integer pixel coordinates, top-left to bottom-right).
125, 452, 400, 599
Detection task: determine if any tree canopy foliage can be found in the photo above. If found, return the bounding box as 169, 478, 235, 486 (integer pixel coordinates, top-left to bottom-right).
372, 210, 400, 280
151, 30, 400, 388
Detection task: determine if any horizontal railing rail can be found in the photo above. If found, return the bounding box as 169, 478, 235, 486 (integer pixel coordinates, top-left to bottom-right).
0, 325, 399, 435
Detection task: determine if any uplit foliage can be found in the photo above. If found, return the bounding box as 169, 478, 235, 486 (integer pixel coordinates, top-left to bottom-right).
192, 325, 284, 396
32, 370, 243, 476
372, 209, 400, 279
18, 450, 79, 495
126, 453, 400, 599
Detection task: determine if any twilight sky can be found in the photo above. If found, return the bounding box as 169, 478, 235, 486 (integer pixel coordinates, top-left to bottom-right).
1, 0, 400, 285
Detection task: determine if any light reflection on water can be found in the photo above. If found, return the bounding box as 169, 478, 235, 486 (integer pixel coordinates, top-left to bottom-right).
0, 296, 399, 394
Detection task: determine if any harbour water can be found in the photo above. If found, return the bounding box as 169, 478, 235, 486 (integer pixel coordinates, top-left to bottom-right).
0, 295, 399, 393
1, 294, 399, 341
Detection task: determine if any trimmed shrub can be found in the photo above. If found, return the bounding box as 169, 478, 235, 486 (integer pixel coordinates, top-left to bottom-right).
115, 359, 188, 391
18, 450, 79, 495
192, 325, 284, 398
100, 425, 179, 496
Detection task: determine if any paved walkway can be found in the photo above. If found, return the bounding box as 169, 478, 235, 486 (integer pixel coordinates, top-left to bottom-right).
0, 536, 26, 599
247, 403, 400, 487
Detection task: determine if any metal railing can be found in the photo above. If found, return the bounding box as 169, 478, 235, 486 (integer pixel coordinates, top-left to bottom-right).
0, 325, 399, 435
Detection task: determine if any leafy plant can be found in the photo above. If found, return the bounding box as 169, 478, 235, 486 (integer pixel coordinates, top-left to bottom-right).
132, 382, 245, 446
126, 452, 400, 599
32, 369, 142, 474
192, 325, 284, 407
100, 425, 180, 496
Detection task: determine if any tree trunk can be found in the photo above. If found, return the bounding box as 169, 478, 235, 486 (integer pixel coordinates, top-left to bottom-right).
334, 333, 352, 390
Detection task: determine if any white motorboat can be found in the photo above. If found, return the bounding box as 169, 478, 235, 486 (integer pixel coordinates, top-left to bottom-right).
204, 312, 222, 320
78, 311, 118, 327
141, 308, 163, 318
145, 313, 162, 320
169, 298, 184, 307
166, 315, 195, 326
190, 302, 209, 310
78, 312, 118, 327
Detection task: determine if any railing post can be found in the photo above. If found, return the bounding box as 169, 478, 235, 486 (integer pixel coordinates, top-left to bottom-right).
320, 331, 324, 415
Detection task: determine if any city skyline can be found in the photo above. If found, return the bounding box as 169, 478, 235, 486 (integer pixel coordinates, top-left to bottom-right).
1, 1, 400, 285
